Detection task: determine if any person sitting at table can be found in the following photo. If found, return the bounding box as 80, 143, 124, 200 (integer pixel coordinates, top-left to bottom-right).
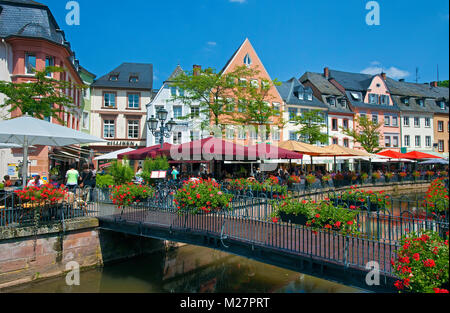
27, 175, 44, 188
3, 175, 13, 187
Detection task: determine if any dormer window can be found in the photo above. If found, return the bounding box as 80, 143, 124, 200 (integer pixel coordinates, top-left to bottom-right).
351, 92, 360, 101
339, 98, 347, 107
438, 101, 445, 110
109, 75, 119, 81
403, 97, 409, 105
417, 99, 424, 107
129, 76, 138, 83
243, 54, 252, 66
297, 92, 304, 100
327, 97, 336, 106
306, 93, 312, 101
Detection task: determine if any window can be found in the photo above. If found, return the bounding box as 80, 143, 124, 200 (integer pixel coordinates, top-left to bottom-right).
238, 128, 247, 140
297, 92, 304, 100
331, 118, 338, 131
351, 92, 360, 101
109, 75, 118, 81
306, 92, 313, 101
393, 136, 399, 148
289, 131, 298, 141
128, 94, 139, 108
272, 129, 280, 141
372, 114, 378, 124
385, 136, 391, 147
239, 78, 247, 87
417, 99, 424, 107
190, 131, 200, 141
250, 80, 259, 88
128, 120, 139, 139
380, 95, 389, 105
288, 108, 298, 121
403, 116, 410, 127
438, 101, 445, 110
343, 119, 349, 130
82, 112, 89, 129
103, 120, 115, 138
173, 106, 182, 119
343, 138, 349, 147
384, 116, 390, 126
425, 117, 431, 127
243, 54, 252, 66
369, 94, 377, 104
425, 136, 432, 147
179, 89, 184, 97
129, 76, 138, 83
104, 93, 116, 107
249, 129, 257, 140
438, 140, 444, 152
404, 135, 410, 147
173, 132, 182, 144
170, 87, 177, 97
332, 138, 338, 145
327, 97, 336, 106
190, 106, 200, 118
403, 97, 409, 105
25, 53, 36, 74
225, 98, 234, 112
438, 121, 444, 132
360, 113, 366, 119
226, 128, 235, 140
414, 117, 420, 128
238, 100, 246, 113
415, 136, 421, 147
273, 102, 281, 116
45, 56, 54, 77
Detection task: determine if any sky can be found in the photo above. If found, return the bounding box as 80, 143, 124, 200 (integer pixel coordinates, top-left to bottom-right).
44, 0, 449, 89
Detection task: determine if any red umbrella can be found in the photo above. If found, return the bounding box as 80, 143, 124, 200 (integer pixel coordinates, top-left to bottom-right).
248, 143, 303, 160
377, 150, 406, 159
117, 143, 173, 160
166, 137, 259, 161
402, 151, 443, 160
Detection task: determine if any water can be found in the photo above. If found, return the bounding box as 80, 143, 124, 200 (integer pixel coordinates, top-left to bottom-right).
4, 245, 363, 293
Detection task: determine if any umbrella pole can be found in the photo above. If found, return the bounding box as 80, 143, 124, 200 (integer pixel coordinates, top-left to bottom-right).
22, 136, 28, 189
334, 156, 337, 173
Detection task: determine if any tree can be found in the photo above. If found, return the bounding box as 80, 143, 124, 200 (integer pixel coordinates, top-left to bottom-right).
438, 80, 449, 88
0, 66, 85, 123
292, 109, 328, 144
342, 115, 383, 154
230, 65, 284, 141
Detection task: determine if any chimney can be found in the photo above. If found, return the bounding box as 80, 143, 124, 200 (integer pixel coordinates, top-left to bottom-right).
324, 67, 329, 79
430, 81, 438, 87
381, 72, 387, 80
193, 65, 201, 76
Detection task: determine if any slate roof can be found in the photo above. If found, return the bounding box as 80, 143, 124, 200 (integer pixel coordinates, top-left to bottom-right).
165, 64, 184, 83
91, 63, 153, 90
328, 69, 374, 91
0, 0, 67, 47
299, 72, 343, 96
276, 78, 328, 110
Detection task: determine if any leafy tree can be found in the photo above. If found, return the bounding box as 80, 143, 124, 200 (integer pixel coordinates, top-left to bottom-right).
0, 66, 85, 123
342, 115, 383, 154
230, 65, 284, 141
438, 80, 449, 88
292, 109, 328, 144
108, 159, 134, 185
140, 156, 170, 184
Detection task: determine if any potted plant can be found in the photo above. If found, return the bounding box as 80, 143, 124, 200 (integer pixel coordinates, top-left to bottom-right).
288, 175, 301, 188
305, 174, 317, 188
399, 172, 407, 181
392, 230, 449, 293
372, 172, 381, 184
361, 172, 369, 183
426, 171, 435, 180
271, 197, 316, 225
439, 171, 448, 178
174, 178, 233, 214
412, 171, 421, 181
110, 183, 154, 207
306, 202, 360, 236
385, 172, 394, 183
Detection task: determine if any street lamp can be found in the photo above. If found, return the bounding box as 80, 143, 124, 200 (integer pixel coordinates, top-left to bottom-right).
147, 108, 177, 148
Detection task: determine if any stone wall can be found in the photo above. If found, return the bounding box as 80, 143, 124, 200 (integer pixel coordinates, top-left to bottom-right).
0, 217, 164, 290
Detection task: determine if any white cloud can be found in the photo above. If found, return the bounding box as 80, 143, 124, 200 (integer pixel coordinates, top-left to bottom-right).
229, 0, 246, 3
361, 65, 410, 80
207, 41, 217, 46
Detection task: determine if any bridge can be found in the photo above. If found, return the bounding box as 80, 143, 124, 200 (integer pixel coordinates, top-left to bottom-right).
95, 189, 448, 293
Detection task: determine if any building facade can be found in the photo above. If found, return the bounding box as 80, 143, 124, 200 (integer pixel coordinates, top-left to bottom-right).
147, 65, 209, 147
89, 63, 152, 157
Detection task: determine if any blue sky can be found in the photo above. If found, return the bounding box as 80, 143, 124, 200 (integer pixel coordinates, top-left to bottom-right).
45, 0, 449, 89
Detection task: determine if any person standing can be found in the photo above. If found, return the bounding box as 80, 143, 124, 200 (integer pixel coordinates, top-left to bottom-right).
65, 164, 79, 192
171, 166, 179, 181
27, 175, 44, 187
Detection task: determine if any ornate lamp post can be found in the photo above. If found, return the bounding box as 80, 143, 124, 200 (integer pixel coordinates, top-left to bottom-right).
147, 108, 177, 149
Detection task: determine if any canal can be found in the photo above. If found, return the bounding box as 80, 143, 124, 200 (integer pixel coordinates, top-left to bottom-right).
4, 245, 364, 293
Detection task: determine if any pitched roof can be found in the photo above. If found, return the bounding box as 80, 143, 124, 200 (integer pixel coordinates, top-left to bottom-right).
299, 72, 343, 96
385, 77, 449, 100
0, 0, 66, 46
276, 78, 327, 109
91, 63, 153, 90
328, 69, 374, 91
220, 38, 248, 74
165, 64, 184, 83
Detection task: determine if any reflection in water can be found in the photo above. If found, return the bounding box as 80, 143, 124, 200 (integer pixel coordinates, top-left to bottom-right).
5, 245, 363, 293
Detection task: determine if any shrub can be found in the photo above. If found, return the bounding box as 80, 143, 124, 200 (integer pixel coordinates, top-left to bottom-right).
271, 197, 316, 220
108, 160, 135, 185
110, 183, 154, 207
372, 172, 381, 179
392, 230, 449, 293
399, 172, 407, 178
322, 175, 331, 182
361, 173, 369, 180
422, 178, 449, 213
412, 171, 421, 178
306, 202, 360, 236
288, 175, 301, 183
140, 157, 170, 184
96, 174, 115, 189
174, 178, 233, 214
385, 172, 394, 180
14, 185, 67, 204
306, 174, 316, 184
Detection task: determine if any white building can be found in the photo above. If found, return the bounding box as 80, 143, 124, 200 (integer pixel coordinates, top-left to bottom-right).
146, 65, 209, 147
89, 63, 152, 157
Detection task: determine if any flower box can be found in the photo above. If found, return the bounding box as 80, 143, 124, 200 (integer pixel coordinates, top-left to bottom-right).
279, 211, 308, 225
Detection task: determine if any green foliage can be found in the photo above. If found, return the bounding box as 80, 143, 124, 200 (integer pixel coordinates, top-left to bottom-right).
0, 66, 86, 123
95, 174, 115, 189
342, 115, 382, 154
292, 109, 328, 144
438, 80, 449, 88
140, 157, 170, 184
107, 160, 134, 185
110, 183, 155, 207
